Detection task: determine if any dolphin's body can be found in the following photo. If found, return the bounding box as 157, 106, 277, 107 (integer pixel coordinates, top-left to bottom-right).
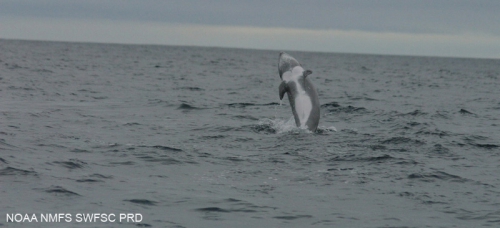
278, 52, 320, 131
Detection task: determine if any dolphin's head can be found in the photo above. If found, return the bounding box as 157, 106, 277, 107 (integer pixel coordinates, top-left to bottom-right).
278, 52, 301, 79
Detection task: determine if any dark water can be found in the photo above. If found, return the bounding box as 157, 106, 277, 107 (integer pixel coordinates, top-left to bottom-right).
1, 39, 499, 227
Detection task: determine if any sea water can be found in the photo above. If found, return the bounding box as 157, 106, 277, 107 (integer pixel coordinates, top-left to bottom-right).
1, 39, 499, 227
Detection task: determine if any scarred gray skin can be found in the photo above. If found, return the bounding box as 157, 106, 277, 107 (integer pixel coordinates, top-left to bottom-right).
278, 52, 320, 131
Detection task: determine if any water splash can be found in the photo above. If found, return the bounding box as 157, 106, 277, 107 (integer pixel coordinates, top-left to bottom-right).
255, 115, 337, 135
276, 117, 299, 134
256, 117, 316, 134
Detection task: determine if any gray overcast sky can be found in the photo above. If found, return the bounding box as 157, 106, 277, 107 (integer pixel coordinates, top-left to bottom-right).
1, 0, 500, 58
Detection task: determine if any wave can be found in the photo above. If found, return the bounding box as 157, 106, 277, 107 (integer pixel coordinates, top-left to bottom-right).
459, 108, 477, 116
0, 167, 38, 177
178, 103, 203, 110
174, 86, 205, 91
407, 171, 469, 183
322, 103, 369, 114
124, 199, 158, 206
43, 186, 81, 197
53, 159, 87, 170
225, 102, 279, 108
138, 145, 183, 152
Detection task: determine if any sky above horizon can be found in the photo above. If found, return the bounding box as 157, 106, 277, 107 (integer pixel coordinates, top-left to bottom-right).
1, 0, 500, 59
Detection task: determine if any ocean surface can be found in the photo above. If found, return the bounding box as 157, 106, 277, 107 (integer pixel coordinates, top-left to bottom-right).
1, 39, 499, 228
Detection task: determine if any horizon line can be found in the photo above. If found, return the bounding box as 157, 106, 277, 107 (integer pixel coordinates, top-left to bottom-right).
2, 37, 498, 61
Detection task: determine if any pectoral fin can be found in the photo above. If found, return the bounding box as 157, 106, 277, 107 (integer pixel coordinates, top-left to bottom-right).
303, 70, 312, 78
279, 81, 287, 100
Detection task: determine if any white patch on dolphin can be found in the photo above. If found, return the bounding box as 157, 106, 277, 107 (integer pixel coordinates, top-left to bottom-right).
283, 66, 312, 129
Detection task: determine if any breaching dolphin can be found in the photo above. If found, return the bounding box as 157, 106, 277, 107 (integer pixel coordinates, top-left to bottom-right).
278, 52, 320, 131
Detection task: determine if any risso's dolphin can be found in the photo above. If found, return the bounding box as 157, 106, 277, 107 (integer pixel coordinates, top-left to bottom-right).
278, 52, 320, 131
